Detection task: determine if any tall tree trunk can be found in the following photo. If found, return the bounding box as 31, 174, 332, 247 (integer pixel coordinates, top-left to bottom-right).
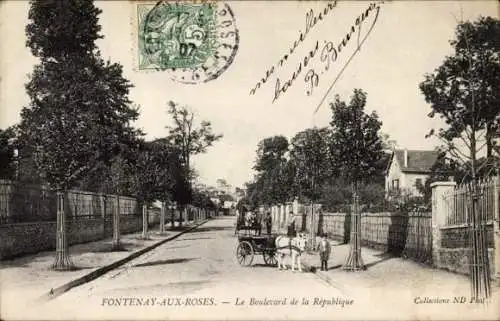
142, 204, 149, 239
343, 181, 365, 271
178, 205, 183, 227
52, 191, 74, 270
159, 201, 165, 233
171, 206, 175, 228
112, 195, 121, 249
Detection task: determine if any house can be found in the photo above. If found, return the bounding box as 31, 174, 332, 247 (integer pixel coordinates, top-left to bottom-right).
385, 149, 440, 197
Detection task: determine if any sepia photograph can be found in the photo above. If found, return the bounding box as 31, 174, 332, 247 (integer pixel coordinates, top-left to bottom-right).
0, 0, 499, 320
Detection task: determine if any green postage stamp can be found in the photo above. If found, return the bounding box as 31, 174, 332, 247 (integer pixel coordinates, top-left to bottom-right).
135, 1, 239, 84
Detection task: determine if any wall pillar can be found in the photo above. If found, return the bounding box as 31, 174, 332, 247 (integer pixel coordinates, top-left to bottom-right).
431, 181, 456, 267
293, 197, 299, 217
280, 204, 285, 229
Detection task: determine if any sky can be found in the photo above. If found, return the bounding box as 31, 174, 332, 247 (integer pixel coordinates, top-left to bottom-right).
0, 1, 498, 189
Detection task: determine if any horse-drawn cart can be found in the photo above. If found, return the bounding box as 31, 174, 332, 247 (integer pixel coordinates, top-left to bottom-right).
236, 234, 278, 267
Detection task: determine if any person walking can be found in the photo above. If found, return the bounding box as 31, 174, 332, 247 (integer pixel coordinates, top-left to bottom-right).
317, 233, 331, 271
265, 212, 272, 235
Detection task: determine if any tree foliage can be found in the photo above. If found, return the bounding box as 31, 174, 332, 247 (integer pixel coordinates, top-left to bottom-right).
329, 89, 384, 186
289, 127, 331, 202
130, 140, 185, 204
26, 0, 102, 60
0, 127, 17, 180
165, 101, 223, 175
251, 135, 293, 205
420, 16, 500, 170
20, 0, 141, 191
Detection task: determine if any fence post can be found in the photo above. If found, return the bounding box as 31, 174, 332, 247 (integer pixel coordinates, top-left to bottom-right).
493, 176, 500, 284
431, 181, 456, 267
160, 201, 165, 233
113, 195, 121, 249
100, 193, 106, 219
142, 204, 148, 239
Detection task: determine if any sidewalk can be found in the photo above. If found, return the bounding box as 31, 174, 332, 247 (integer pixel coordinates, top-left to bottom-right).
0, 220, 205, 305
300, 238, 500, 305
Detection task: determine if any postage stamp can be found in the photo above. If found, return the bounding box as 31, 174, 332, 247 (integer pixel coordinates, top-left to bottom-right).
135, 1, 239, 84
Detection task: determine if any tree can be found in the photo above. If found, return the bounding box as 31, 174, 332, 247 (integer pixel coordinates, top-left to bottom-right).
165, 101, 222, 177
0, 127, 17, 180
420, 17, 500, 171
329, 89, 384, 271
130, 140, 183, 237
252, 135, 294, 205
20, 0, 141, 270
419, 16, 499, 300
289, 127, 331, 202
288, 127, 331, 240
165, 101, 222, 223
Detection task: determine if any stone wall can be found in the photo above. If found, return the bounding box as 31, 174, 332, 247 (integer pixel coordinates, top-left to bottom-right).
1, 211, 161, 260
0, 222, 56, 259
440, 225, 494, 249
436, 248, 495, 277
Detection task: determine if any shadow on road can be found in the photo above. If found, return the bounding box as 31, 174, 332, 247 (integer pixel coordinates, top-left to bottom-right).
191, 226, 234, 233
161, 245, 190, 251
133, 257, 199, 268
364, 252, 396, 268
176, 237, 213, 242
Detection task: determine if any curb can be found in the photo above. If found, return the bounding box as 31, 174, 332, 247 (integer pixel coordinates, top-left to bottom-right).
37, 219, 210, 302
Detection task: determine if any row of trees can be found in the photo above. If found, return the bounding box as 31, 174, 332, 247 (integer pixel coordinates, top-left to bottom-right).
0, 0, 222, 270
243, 89, 389, 212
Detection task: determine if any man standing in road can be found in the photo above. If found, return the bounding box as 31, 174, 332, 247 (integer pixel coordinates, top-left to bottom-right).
317, 233, 331, 271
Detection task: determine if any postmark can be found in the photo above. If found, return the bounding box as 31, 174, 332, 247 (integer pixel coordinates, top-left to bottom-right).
136, 1, 239, 84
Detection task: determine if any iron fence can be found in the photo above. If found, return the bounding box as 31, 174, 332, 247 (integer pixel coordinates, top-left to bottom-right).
443, 176, 498, 226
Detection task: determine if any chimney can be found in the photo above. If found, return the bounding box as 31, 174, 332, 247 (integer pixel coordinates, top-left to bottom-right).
404, 149, 408, 167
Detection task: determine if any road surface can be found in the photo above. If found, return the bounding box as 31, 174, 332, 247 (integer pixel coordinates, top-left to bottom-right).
28, 216, 348, 320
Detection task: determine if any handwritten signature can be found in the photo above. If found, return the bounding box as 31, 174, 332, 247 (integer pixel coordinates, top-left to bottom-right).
249, 1, 338, 96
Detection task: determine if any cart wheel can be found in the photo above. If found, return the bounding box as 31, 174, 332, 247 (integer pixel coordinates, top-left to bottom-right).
263, 250, 278, 266
236, 241, 254, 266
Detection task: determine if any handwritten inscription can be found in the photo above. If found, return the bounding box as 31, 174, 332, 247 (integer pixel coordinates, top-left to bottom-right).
249, 1, 338, 96
273, 2, 382, 104
248, 1, 383, 107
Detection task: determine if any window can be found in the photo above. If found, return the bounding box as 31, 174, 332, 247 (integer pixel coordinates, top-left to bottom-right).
392, 179, 399, 190
415, 178, 422, 187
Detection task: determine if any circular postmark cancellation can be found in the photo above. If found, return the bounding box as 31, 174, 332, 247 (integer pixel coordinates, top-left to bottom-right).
138, 1, 239, 84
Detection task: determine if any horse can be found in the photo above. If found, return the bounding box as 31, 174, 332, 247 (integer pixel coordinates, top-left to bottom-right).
274, 234, 307, 272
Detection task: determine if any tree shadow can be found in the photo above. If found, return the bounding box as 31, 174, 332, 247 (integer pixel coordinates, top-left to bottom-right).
71, 241, 142, 254
161, 245, 190, 251
176, 237, 213, 242
387, 213, 409, 256
133, 257, 198, 268
317, 210, 324, 237
364, 252, 396, 268
343, 211, 352, 244
191, 226, 234, 233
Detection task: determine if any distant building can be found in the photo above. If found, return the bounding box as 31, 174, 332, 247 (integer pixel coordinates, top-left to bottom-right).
385, 149, 440, 197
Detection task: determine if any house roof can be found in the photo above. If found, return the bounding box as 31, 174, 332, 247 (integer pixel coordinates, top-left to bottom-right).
388, 149, 440, 174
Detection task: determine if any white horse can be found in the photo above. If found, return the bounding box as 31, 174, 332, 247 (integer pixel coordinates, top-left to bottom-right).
275, 234, 307, 272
